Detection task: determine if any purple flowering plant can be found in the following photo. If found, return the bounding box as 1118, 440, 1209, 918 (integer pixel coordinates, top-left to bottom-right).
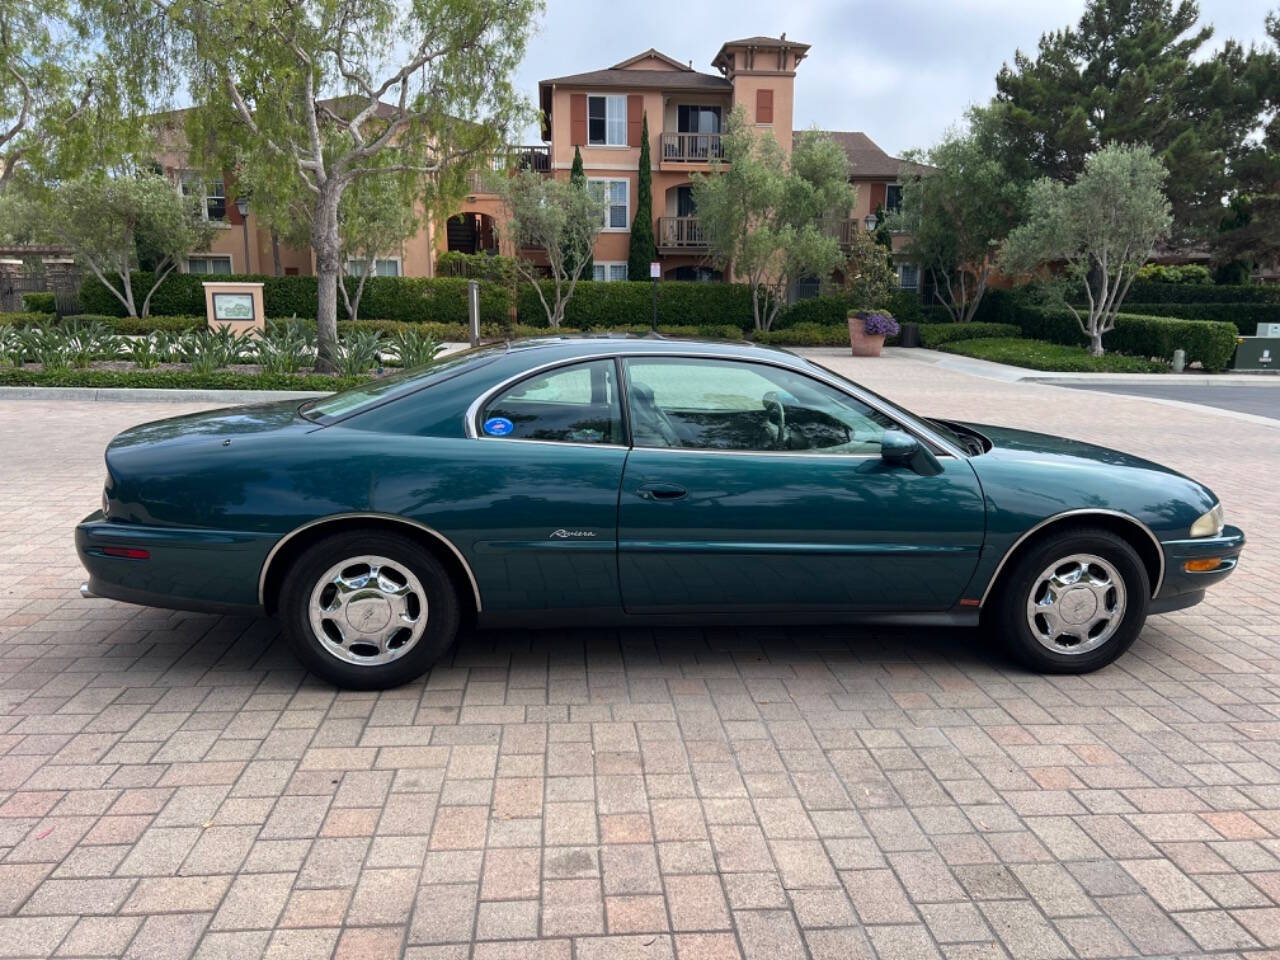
854, 311, 899, 337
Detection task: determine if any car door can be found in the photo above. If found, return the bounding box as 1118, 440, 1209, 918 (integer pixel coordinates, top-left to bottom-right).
618, 356, 986, 614
463, 357, 629, 615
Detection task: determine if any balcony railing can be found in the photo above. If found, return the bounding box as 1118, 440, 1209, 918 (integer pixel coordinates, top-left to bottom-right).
466, 145, 551, 193
817, 218, 859, 248
658, 216, 709, 248
661, 132, 724, 164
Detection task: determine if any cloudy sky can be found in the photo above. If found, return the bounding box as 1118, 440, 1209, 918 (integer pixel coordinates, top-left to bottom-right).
511, 0, 1275, 156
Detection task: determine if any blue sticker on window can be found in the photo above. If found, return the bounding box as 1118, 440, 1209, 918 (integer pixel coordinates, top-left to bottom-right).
483, 416, 514, 437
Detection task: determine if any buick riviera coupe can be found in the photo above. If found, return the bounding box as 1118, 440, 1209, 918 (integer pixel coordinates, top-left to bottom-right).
77, 337, 1244, 689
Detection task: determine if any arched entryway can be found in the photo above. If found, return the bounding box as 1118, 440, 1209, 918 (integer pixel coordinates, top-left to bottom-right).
447, 212, 498, 254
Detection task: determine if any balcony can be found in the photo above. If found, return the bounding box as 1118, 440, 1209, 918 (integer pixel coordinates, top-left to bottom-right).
465, 145, 551, 194
817, 218, 859, 248
661, 132, 724, 165
658, 216, 709, 250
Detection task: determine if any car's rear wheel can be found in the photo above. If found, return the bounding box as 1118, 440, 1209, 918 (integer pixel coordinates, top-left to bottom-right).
993, 527, 1149, 673
278, 530, 459, 689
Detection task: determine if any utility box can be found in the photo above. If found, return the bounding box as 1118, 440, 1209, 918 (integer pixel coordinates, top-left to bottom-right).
1256, 322, 1280, 338
1233, 336, 1279, 371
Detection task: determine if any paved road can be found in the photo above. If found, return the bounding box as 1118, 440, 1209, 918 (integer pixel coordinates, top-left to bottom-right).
0, 355, 1276, 960
1059, 381, 1280, 421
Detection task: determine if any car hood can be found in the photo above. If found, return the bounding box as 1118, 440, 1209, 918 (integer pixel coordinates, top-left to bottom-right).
108, 399, 314, 455
950, 421, 1188, 477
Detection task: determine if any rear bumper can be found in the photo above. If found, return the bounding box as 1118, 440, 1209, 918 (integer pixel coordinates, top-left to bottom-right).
1154, 524, 1245, 610
76, 511, 272, 615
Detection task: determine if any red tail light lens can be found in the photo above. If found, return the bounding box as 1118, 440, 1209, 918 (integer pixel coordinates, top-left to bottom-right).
102, 547, 150, 560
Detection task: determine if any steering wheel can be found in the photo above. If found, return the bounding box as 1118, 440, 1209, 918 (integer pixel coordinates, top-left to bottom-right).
762, 391, 787, 450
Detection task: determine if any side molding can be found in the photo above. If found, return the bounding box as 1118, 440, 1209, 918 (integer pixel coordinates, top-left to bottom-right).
257, 513, 483, 611
977, 508, 1166, 607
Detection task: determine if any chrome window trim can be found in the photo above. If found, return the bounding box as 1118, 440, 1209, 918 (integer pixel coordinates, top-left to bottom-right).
977, 508, 1166, 607
464, 350, 965, 459
257, 512, 483, 612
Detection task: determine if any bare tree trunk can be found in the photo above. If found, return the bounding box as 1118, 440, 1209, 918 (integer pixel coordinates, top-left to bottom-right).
1088, 322, 1104, 357
271, 230, 282, 277
312, 184, 343, 373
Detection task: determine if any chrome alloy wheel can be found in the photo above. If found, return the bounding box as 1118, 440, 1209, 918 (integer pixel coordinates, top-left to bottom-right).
307, 555, 427, 666
1025, 553, 1127, 655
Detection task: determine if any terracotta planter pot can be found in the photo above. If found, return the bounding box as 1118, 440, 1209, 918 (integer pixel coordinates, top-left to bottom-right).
848, 317, 886, 357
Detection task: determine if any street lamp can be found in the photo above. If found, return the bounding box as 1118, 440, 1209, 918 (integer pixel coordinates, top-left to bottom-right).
864, 214, 879, 232
235, 196, 251, 274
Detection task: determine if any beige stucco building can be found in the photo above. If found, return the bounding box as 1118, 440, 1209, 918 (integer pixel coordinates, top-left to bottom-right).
161, 34, 922, 293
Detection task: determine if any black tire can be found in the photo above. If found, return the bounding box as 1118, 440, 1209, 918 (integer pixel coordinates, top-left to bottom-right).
278, 530, 460, 690
992, 527, 1149, 674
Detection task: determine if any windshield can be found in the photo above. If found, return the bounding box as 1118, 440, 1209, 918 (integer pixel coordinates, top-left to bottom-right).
299, 344, 505, 423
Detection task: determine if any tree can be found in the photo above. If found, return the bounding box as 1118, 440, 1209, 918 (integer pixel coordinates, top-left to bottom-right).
564, 147, 593, 280
894, 113, 1026, 322
111, 0, 539, 371
841, 227, 897, 310
39, 172, 215, 317
501, 169, 604, 327
991, 0, 1264, 240
337, 171, 418, 324
627, 114, 655, 280
1002, 143, 1172, 356
693, 112, 852, 331
1215, 13, 1280, 274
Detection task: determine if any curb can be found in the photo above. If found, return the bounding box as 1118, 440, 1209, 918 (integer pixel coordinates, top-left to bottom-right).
0, 386, 328, 403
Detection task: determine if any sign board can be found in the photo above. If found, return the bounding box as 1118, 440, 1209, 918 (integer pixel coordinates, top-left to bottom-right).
650, 262, 661, 279
212, 292, 255, 322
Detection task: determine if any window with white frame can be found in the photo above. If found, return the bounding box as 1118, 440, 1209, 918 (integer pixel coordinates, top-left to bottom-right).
187, 256, 233, 275
180, 173, 227, 222
588, 178, 629, 230
896, 264, 919, 290
588, 95, 627, 146
345, 258, 402, 277
592, 262, 628, 282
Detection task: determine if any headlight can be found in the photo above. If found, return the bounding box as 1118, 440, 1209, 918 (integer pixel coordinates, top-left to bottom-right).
1190, 503, 1223, 538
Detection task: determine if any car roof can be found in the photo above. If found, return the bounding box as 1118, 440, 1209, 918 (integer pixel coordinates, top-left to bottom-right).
498, 335, 809, 367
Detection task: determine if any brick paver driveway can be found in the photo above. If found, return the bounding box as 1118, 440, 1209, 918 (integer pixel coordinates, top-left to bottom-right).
0, 350, 1274, 960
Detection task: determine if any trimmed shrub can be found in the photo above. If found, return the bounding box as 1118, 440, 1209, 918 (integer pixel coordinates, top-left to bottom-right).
516, 281, 755, 330
1115, 302, 1280, 336
1135, 264, 1213, 285
0, 312, 55, 328
1014, 306, 1238, 372
63, 313, 205, 334
750, 323, 850, 347
774, 295, 851, 328
21, 292, 56, 313
0, 369, 367, 390
1105, 281, 1280, 305
917, 322, 1021, 347
937, 338, 1168, 373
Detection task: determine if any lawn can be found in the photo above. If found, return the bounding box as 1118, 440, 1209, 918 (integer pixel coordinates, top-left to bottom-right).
937, 337, 1168, 373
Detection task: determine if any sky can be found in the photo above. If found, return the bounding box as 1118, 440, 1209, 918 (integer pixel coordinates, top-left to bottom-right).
511, 0, 1276, 156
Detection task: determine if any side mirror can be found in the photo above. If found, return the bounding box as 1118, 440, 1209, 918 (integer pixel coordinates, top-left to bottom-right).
880, 429, 943, 476
880, 429, 920, 464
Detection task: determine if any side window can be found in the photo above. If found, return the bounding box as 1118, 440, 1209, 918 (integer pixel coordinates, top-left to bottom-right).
624, 357, 897, 454
480, 359, 623, 445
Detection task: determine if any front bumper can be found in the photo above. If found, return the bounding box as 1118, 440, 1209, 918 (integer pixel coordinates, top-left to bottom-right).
76, 511, 274, 615
1153, 523, 1246, 612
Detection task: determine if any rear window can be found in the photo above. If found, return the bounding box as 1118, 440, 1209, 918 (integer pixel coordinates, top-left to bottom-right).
299, 344, 505, 424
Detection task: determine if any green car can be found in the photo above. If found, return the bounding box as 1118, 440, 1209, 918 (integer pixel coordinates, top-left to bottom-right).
77, 337, 1244, 689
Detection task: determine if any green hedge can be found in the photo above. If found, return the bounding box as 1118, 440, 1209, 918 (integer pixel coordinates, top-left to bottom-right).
516, 280, 757, 330
938, 338, 1168, 373
752, 323, 851, 347
0, 312, 55, 328
0, 369, 367, 390
918, 322, 1022, 347
1014, 306, 1239, 372
1115, 302, 1280, 336
21, 292, 56, 313
1096, 281, 1280, 305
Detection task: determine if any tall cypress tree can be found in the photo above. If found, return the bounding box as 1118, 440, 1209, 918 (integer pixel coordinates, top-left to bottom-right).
628, 114, 657, 280
565, 146, 594, 279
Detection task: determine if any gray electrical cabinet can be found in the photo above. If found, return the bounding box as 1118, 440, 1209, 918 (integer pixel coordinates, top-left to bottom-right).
1233, 334, 1279, 371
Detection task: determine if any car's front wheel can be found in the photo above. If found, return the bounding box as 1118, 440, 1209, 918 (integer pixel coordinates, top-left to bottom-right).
993, 527, 1150, 673
278, 530, 460, 689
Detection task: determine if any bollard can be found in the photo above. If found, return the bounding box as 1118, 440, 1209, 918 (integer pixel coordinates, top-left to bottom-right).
1172, 348, 1186, 373
467, 280, 480, 347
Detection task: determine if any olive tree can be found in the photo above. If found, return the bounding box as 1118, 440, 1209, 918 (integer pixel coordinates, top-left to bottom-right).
894, 114, 1025, 322
112, 0, 539, 370
1002, 143, 1172, 355
337, 168, 418, 324
499, 169, 604, 328
693, 112, 852, 331
41, 172, 215, 317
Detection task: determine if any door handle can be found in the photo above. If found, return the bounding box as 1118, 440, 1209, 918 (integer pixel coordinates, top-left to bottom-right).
636, 481, 688, 501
